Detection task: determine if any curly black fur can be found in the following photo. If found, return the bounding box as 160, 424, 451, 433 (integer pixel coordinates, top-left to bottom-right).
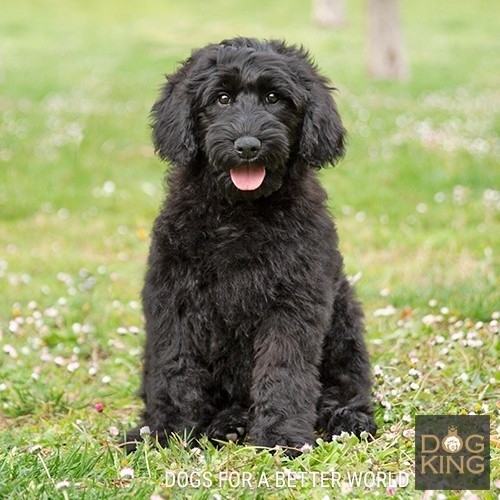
123, 37, 376, 454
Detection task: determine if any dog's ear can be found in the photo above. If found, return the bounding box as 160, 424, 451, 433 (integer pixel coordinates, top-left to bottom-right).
299, 75, 346, 168
269, 41, 345, 167
151, 62, 198, 166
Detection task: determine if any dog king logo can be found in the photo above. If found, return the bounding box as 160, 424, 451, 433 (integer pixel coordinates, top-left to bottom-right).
415, 415, 490, 490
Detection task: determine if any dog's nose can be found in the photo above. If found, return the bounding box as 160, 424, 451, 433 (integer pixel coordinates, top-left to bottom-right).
234, 136, 262, 160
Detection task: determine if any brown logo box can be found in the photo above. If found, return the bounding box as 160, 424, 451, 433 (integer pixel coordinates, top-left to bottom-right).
415, 415, 490, 490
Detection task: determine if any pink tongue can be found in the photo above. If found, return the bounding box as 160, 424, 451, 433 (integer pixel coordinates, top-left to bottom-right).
230, 165, 266, 191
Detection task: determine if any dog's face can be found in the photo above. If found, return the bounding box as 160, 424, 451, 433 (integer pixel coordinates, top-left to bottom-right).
152, 38, 345, 201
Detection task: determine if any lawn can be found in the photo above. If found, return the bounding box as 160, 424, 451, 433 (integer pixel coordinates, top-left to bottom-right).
0, 0, 499, 498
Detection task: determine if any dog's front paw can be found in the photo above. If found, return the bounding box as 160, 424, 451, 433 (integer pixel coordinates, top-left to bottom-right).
120, 426, 145, 453
323, 407, 376, 440
250, 428, 316, 457
206, 406, 249, 444
206, 420, 247, 444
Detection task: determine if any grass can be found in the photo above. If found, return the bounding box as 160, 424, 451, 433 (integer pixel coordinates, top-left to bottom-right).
0, 0, 499, 498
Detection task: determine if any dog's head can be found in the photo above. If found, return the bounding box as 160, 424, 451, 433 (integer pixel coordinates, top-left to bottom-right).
152, 37, 345, 200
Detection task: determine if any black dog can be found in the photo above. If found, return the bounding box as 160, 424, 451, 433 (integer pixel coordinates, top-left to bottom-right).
124, 38, 376, 453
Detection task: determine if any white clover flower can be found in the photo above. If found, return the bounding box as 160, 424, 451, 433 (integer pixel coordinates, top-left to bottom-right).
402, 429, 415, 439
488, 319, 498, 333
3, 344, 18, 358
340, 481, 352, 494
44, 307, 59, 318
55, 480, 70, 489
8, 321, 20, 333
54, 356, 65, 366
139, 426, 151, 438
108, 426, 119, 437
422, 314, 436, 326
359, 431, 370, 441
119, 467, 135, 479
373, 305, 396, 317
67, 361, 79, 373
299, 442, 313, 453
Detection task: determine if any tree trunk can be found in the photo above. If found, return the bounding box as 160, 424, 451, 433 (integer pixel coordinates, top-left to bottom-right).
313, 0, 347, 28
367, 0, 409, 80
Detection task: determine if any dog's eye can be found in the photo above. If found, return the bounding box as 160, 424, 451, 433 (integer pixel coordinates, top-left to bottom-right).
265, 92, 279, 104
217, 93, 232, 106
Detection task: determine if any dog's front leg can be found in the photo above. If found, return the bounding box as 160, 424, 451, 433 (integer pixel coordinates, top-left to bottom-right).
249, 311, 323, 454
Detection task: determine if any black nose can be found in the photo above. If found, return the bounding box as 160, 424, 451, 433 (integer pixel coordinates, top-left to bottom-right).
234, 136, 262, 160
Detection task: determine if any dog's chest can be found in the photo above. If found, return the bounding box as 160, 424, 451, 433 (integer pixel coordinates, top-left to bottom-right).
203, 223, 284, 305
155, 196, 334, 337
176, 211, 302, 322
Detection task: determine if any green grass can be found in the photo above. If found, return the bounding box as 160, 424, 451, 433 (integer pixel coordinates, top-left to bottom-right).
0, 0, 499, 498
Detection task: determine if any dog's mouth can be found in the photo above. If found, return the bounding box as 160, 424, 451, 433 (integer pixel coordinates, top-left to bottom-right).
229, 164, 266, 191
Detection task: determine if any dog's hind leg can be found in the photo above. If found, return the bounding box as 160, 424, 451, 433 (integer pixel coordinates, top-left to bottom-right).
316, 278, 377, 440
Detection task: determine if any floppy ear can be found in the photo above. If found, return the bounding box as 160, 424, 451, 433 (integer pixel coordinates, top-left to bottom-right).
299, 77, 346, 168
151, 63, 198, 166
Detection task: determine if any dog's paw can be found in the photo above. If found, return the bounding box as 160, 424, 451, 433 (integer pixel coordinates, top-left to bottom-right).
249, 429, 316, 457
206, 423, 247, 444
322, 407, 376, 441
120, 425, 171, 453
119, 426, 145, 453
206, 406, 249, 444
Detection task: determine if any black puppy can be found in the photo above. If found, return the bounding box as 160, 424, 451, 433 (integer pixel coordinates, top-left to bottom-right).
124, 38, 376, 453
